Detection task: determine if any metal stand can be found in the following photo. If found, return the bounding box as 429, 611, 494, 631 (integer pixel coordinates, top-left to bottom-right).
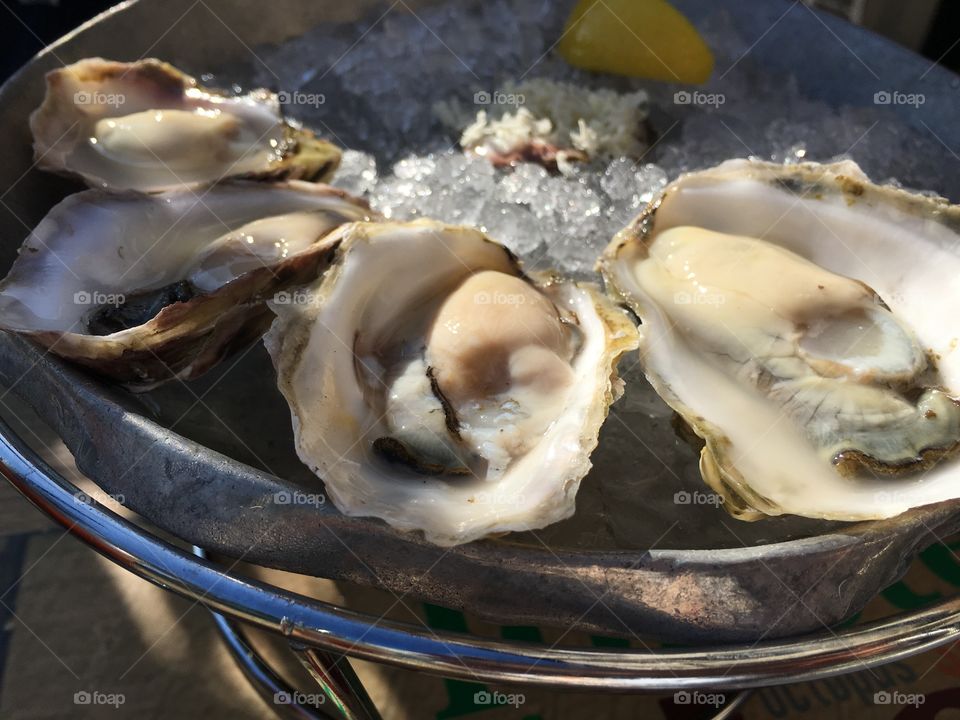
2, 415, 958, 718
208, 608, 331, 720
206, 568, 751, 720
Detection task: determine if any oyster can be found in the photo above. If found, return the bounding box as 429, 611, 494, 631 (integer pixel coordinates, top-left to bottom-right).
0, 182, 376, 389
30, 58, 341, 192
601, 159, 960, 521
265, 220, 639, 545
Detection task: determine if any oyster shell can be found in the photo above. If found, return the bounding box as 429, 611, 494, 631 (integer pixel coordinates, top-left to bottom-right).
601, 159, 960, 521
265, 220, 639, 545
0, 182, 377, 389
30, 58, 341, 192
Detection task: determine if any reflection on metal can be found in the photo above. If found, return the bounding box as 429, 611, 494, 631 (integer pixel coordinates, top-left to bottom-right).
713, 690, 753, 719
205, 601, 332, 720
292, 646, 381, 720
3, 414, 960, 693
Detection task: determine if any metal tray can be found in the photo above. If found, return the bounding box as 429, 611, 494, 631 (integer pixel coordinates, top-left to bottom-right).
1, 0, 958, 643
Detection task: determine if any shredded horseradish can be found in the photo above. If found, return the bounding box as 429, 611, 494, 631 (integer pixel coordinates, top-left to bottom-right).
435, 78, 649, 174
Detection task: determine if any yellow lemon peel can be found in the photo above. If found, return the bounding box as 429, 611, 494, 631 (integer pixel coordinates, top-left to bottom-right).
559, 0, 714, 84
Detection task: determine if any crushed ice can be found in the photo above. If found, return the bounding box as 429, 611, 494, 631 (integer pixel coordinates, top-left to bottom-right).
335, 149, 667, 276
204, 0, 955, 280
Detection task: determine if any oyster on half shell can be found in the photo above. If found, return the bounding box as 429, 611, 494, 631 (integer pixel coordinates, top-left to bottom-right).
265, 220, 639, 545
30, 58, 341, 192
0, 182, 377, 389
600, 159, 960, 521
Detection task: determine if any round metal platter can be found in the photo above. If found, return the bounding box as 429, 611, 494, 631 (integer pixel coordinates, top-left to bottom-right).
1, 0, 958, 642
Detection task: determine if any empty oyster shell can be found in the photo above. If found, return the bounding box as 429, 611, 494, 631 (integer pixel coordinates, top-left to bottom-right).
0, 182, 377, 389
265, 220, 639, 545
601, 159, 960, 521
30, 58, 341, 192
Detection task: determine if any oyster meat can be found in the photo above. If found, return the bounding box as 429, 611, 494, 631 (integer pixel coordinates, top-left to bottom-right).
0, 182, 377, 389
601, 159, 960, 521
265, 220, 639, 545
30, 58, 341, 192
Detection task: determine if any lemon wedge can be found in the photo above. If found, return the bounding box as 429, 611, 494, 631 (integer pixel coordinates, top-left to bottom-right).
559, 0, 714, 84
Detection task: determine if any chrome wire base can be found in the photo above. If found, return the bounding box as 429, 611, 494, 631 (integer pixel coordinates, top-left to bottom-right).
206, 568, 749, 720
213, 600, 752, 720
208, 608, 333, 720
195, 547, 381, 720
2, 414, 960, 715
291, 646, 380, 720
